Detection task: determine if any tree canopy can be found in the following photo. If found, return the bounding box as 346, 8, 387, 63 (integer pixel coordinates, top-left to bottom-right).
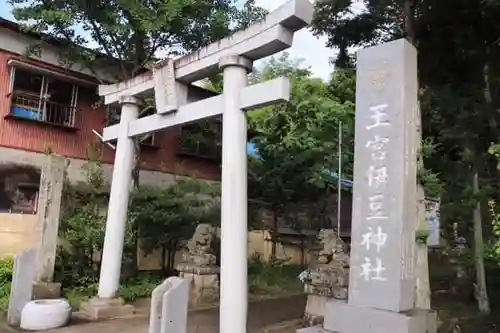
313, 0, 500, 315
9, 0, 267, 80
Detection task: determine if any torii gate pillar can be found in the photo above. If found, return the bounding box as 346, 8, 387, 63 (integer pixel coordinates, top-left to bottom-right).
80, 97, 139, 319
218, 55, 253, 333
98, 97, 139, 299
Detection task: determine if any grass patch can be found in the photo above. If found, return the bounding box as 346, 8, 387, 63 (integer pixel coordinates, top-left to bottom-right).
63, 274, 162, 310
248, 254, 304, 296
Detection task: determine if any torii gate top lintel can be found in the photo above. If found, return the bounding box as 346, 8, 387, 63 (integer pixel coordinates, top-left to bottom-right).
98, 0, 313, 105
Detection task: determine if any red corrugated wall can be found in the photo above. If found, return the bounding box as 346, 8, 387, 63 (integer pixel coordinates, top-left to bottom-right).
0, 50, 220, 181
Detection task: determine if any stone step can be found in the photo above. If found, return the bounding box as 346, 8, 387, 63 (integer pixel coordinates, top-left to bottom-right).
296, 326, 332, 333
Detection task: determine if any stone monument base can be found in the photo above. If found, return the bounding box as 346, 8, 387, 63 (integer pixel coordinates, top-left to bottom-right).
79, 297, 135, 320
177, 264, 219, 308
32, 282, 61, 299
298, 299, 437, 333
303, 294, 328, 326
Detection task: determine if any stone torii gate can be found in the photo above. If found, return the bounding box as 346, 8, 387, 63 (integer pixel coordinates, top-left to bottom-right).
80, 1, 313, 332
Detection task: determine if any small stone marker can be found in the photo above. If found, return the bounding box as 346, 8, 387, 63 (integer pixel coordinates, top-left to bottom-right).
149, 277, 190, 333
298, 38, 436, 333
7, 248, 37, 326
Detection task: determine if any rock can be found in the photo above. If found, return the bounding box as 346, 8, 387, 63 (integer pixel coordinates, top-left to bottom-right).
176, 224, 220, 308
302, 229, 350, 326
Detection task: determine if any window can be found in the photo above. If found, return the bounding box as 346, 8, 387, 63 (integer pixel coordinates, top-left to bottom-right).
0, 183, 39, 214
179, 120, 221, 160
106, 105, 157, 147
8, 67, 79, 128
12, 183, 39, 214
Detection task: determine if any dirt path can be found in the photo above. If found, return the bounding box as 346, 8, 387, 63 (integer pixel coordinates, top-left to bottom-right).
8, 294, 306, 333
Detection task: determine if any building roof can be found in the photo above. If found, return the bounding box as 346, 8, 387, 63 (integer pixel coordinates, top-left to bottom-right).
0, 17, 218, 96
0, 17, 116, 63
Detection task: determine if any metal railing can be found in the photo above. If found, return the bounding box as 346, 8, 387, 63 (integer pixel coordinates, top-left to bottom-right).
10, 91, 77, 128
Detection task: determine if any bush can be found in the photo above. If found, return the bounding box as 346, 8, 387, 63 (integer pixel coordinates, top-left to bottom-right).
247, 253, 303, 295
0, 258, 13, 317
63, 274, 162, 309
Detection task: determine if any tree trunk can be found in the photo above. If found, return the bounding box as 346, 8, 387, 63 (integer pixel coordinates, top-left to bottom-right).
168, 240, 177, 272
403, 0, 417, 44
161, 244, 167, 276
300, 236, 305, 267
130, 140, 140, 276
472, 169, 491, 314
132, 140, 140, 188
270, 208, 278, 262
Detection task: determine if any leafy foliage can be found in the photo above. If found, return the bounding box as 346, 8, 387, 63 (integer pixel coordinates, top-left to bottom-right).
311, 0, 500, 315
63, 273, 162, 309
132, 178, 220, 272
0, 258, 13, 318
248, 54, 355, 231
247, 254, 303, 295
56, 151, 220, 291
9, 0, 267, 81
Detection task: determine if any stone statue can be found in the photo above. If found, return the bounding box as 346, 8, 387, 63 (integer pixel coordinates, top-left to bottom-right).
180, 224, 217, 267
176, 224, 219, 308
302, 229, 350, 326
316, 229, 349, 266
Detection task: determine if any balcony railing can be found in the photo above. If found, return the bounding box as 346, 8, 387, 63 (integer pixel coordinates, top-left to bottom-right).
9, 91, 77, 128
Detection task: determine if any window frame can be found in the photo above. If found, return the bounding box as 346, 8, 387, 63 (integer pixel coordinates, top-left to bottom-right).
7, 63, 80, 128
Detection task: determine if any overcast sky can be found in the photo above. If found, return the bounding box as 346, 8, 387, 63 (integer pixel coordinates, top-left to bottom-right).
252, 0, 333, 81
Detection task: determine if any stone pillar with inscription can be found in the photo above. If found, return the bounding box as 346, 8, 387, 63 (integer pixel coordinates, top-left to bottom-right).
298, 39, 436, 333
33, 154, 66, 299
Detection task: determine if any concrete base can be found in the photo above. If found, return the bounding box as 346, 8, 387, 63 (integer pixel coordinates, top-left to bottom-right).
178, 270, 219, 308
78, 297, 135, 320
297, 306, 438, 333
32, 282, 61, 299
321, 299, 435, 333
304, 294, 328, 326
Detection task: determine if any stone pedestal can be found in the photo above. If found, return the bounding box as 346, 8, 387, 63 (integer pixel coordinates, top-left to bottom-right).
304, 294, 328, 326
297, 301, 437, 333
302, 229, 349, 326
177, 264, 219, 308
79, 297, 135, 320
297, 299, 436, 333
32, 282, 61, 299
303, 265, 348, 326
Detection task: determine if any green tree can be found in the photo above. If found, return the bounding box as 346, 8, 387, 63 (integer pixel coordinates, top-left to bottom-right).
248, 53, 355, 260
312, 0, 500, 314
130, 179, 220, 274
9, 0, 267, 80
